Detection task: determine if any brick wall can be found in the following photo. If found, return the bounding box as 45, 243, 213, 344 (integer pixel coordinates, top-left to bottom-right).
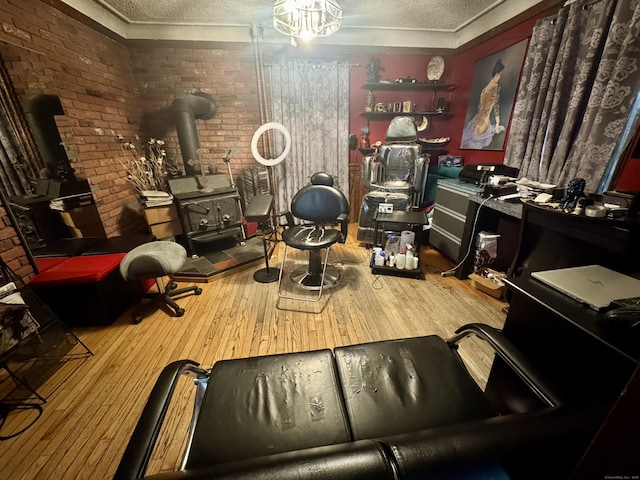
0, 204, 34, 280
0, 0, 265, 272
1, 0, 146, 238
129, 43, 263, 180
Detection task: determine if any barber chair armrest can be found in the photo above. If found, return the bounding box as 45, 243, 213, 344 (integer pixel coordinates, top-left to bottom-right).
384, 405, 604, 478
337, 213, 348, 242
447, 323, 564, 408
139, 440, 395, 480
114, 360, 205, 480
277, 210, 295, 229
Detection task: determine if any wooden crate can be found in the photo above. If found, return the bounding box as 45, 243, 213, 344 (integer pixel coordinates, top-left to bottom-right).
144, 205, 183, 239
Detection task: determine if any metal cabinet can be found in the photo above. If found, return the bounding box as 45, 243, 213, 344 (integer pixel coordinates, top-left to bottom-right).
429, 180, 480, 263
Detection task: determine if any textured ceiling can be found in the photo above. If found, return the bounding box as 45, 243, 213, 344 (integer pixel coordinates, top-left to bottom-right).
61, 0, 554, 49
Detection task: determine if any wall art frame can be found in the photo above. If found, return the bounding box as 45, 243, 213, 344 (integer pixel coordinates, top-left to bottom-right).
460, 39, 528, 151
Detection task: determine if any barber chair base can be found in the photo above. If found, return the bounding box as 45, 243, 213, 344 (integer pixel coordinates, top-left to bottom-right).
253, 267, 280, 283
278, 246, 337, 302
291, 265, 340, 291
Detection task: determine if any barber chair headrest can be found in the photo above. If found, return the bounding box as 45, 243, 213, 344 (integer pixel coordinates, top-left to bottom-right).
385, 116, 418, 143
310, 172, 334, 186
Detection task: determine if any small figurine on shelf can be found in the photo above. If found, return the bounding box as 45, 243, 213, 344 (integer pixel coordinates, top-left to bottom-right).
360, 127, 370, 149
366, 58, 381, 83
365, 91, 375, 112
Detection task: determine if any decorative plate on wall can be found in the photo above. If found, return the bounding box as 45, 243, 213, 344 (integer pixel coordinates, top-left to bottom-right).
427, 56, 445, 81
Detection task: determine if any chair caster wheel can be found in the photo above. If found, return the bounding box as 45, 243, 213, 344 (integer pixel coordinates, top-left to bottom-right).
195, 287, 202, 295
169, 281, 178, 290
175, 308, 185, 317
133, 315, 143, 324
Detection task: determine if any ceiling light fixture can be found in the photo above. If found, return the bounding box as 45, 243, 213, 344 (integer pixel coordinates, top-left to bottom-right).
273, 0, 342, 46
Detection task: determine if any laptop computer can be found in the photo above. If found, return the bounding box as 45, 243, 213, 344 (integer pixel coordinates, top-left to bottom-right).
531, 265, 640, 311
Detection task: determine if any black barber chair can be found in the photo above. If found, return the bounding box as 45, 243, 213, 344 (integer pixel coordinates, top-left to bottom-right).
277, 173, 349, 301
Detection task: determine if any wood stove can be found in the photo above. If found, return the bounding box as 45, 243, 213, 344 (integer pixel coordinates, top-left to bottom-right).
168, 175, 244, 255
167, 91, 246, 255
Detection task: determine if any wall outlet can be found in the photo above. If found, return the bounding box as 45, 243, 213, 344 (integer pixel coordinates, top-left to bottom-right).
379, 203, 394, 214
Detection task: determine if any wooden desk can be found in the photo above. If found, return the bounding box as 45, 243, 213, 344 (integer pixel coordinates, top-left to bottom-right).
498, 202, 640, 474
503, 276, 638, 403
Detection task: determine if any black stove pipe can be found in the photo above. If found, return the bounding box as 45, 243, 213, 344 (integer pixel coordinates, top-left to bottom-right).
172, 92, 216, 177
24, 94, 76, 181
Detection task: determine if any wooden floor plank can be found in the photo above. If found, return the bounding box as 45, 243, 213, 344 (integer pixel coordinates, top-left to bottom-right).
0, 225, 507, 479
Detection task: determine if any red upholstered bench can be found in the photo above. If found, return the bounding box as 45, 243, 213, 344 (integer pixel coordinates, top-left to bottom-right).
29, 254, 144, 327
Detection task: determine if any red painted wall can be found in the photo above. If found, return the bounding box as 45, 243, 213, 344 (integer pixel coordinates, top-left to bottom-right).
347, 16, 542, 168
348, 53, 455, 162
614, 131, 640, 191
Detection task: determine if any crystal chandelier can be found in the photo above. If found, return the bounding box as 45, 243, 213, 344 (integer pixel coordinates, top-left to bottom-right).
273, 0, 342, 46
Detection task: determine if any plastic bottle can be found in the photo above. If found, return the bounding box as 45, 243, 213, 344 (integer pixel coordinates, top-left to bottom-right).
405, 245, 414, 269
396, 252, 406, 269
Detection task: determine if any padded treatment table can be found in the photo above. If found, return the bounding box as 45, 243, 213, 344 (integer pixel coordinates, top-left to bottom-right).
186, 336, 497, 469
115, 324, 604, 480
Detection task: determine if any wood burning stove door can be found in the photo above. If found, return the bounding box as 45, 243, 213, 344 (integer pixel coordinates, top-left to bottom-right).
179, 193, 243, 253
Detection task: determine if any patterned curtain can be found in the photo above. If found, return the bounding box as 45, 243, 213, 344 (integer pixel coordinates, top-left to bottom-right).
0, 54, 43, 197
268, 60, 350, 211
504, 0, 640, 193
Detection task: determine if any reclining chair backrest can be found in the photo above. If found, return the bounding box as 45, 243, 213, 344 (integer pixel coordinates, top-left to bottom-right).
362, 116, 428, 207
379, 116, 422, 185
384, 116, 419, 143
378, 144, 422, 184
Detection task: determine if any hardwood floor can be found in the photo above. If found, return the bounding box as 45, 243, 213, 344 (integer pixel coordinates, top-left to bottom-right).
0, 226, 507, 479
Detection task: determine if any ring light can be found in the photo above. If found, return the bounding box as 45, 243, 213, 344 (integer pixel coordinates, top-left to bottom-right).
251, 122, 291, 166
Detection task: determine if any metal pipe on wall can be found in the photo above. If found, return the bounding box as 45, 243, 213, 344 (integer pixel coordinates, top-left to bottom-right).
23, 94, 75, 181
171, 92, 217, 177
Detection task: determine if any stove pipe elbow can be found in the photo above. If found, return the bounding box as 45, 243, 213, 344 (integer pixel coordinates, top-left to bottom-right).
24, 94, 75, 181
172, 92, 217, 177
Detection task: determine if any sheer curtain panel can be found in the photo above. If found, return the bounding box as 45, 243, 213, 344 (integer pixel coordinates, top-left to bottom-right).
268, 60, 350, 210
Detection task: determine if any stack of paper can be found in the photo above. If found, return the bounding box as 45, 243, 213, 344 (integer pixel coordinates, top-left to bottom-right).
141, 190, 174, 207
49, 192, 95, 211
514, 178, 557, 199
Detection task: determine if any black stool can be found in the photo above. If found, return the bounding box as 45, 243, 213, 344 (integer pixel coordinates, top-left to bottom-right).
245, 194, 279, 283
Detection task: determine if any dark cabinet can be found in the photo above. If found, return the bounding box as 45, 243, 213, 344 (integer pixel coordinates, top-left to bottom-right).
429, 180, 481, 264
